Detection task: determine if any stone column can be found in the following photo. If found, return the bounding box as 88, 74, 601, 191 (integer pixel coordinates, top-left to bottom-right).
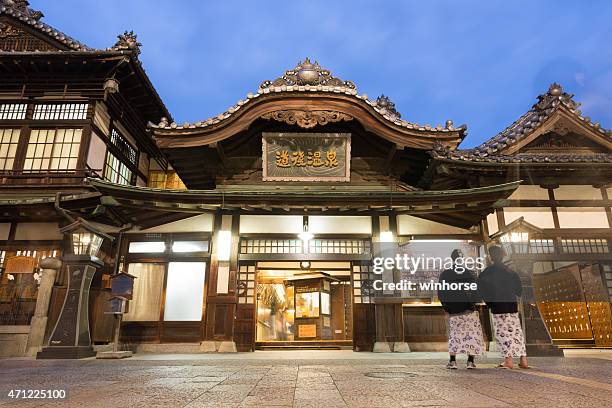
25, 258, 62, 357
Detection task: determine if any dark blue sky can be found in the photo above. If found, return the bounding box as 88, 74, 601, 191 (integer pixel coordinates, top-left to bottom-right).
39, 1, 612, 147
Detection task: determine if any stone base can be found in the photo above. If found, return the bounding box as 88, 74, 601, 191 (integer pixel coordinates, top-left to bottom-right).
0, 326, 29, 357
217, 341, 237, 353
372, 342, 392, 353
407, 342, 447, 352
37, 346, 95, 359
96, 351, 133, 359
488, 341, 498, 352
392, 342, 411, 353
199, 341, 217, 353
526, 343, 564, 357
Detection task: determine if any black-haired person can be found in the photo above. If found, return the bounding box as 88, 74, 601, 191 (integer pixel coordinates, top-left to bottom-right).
478, 245, 529, 369
438, 249, 484, 369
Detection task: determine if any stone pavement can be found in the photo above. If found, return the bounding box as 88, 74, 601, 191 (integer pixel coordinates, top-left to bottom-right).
0, 350, 610, 407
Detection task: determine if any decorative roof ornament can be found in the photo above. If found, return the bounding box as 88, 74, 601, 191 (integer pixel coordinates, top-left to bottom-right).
535, 82, 579, 110
260, 58, 356, 90
110, 31, 142, 57
375, 95, 401, 119
261, 110, 353, 129
0, 0, 44, 21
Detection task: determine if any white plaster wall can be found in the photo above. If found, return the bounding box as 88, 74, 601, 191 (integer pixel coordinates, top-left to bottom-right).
239, 215, 303, 234
397, 215, 472, 235
557, 208, 609, 228
504, 207, 556, 228
508, 185, 550, 200
137, 214, 214, 233
554, 185, 603, 200
309, 216, 371, 234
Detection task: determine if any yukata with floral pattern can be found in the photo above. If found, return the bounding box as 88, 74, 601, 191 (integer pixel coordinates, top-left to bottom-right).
438, 261, 485, 356
479, 261, 527, 358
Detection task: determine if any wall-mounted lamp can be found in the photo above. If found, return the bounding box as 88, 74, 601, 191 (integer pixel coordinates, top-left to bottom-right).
379, 230, 395, 243
298, 222, 314, 242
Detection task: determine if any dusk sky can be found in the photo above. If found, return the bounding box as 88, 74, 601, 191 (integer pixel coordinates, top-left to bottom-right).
40, 0, 612, 147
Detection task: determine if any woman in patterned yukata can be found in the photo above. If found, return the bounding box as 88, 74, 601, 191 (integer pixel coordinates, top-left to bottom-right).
478, 245, 529, 369
437, 249, 484, 369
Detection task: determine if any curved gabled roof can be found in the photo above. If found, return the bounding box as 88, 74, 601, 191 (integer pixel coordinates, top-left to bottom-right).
0, 1, 91, 51
150, 58, 467, 150
433, 83, 612, 164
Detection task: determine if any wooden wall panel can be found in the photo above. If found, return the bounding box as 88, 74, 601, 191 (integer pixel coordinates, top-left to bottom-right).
353, 303, 375, 351
403, 306, 447, 343
235, 305, 255, 351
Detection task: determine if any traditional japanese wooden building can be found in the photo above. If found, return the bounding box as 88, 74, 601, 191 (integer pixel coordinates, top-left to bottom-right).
0, 1, 610, 357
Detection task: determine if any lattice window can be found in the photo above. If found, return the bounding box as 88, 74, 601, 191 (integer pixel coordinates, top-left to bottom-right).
104, 152, 132, 185
0, 128, 20, 171
148, 170, 167, 188
309, 239, 371, 254
0, 104, 27, 120
33, 104, 88, 120
352, 264, 375, 304
529, 239, 555, 254
110, 129, 137, 166
23, 129, 81, 172
240, 239, 303, 254
166, 171, 186, 190
561, 239, 609, 254
237, 263, 256, 304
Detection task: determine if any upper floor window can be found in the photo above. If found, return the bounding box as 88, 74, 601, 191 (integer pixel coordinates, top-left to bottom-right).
33, 103, 88, 121
0, 128, 20, 171
148, 170, 186, 190
110, 129, 137, 166
0, 104, 27, 120
23, 129, 81, 172
104, 152, 132, 185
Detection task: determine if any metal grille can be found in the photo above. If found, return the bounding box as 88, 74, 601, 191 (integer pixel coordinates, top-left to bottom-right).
352, 264, 375, 304
23, 129, 81, 172
561, 239, 609, 254
33, 103, 88, 120
237, 264, 256, 304
0, 128, 20, 171
240, 239, 303, 254
110, 129, 137, 166
104, 152, 132, 185
309, 239, 371, 254
0, 104, 27, 120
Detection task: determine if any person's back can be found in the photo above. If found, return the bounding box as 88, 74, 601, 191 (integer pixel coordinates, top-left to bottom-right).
481, 245, 529, 369
478, 262, 522, 314
438, 249, 484, 369
438, 267, 479, 315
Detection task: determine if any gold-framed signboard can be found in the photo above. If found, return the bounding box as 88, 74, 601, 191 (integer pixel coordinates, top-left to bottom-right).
262, 132, 351, 182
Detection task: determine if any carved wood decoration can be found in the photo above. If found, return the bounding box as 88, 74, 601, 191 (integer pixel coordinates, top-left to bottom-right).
0, 22, 20, 38
261, 110, 353, 129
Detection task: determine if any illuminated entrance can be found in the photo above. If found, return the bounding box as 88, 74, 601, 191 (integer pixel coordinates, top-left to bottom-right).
255, 262, 353, 349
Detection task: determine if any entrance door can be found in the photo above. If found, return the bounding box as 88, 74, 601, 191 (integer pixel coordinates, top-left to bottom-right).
247, 261, 353, 349
533, 261, 612, 347
579, 263, 612, 347
235, 262, 257, 351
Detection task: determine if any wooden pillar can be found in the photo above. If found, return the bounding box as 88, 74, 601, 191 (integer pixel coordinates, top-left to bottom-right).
372, 213, 410, 353
202, 211, 239, 352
